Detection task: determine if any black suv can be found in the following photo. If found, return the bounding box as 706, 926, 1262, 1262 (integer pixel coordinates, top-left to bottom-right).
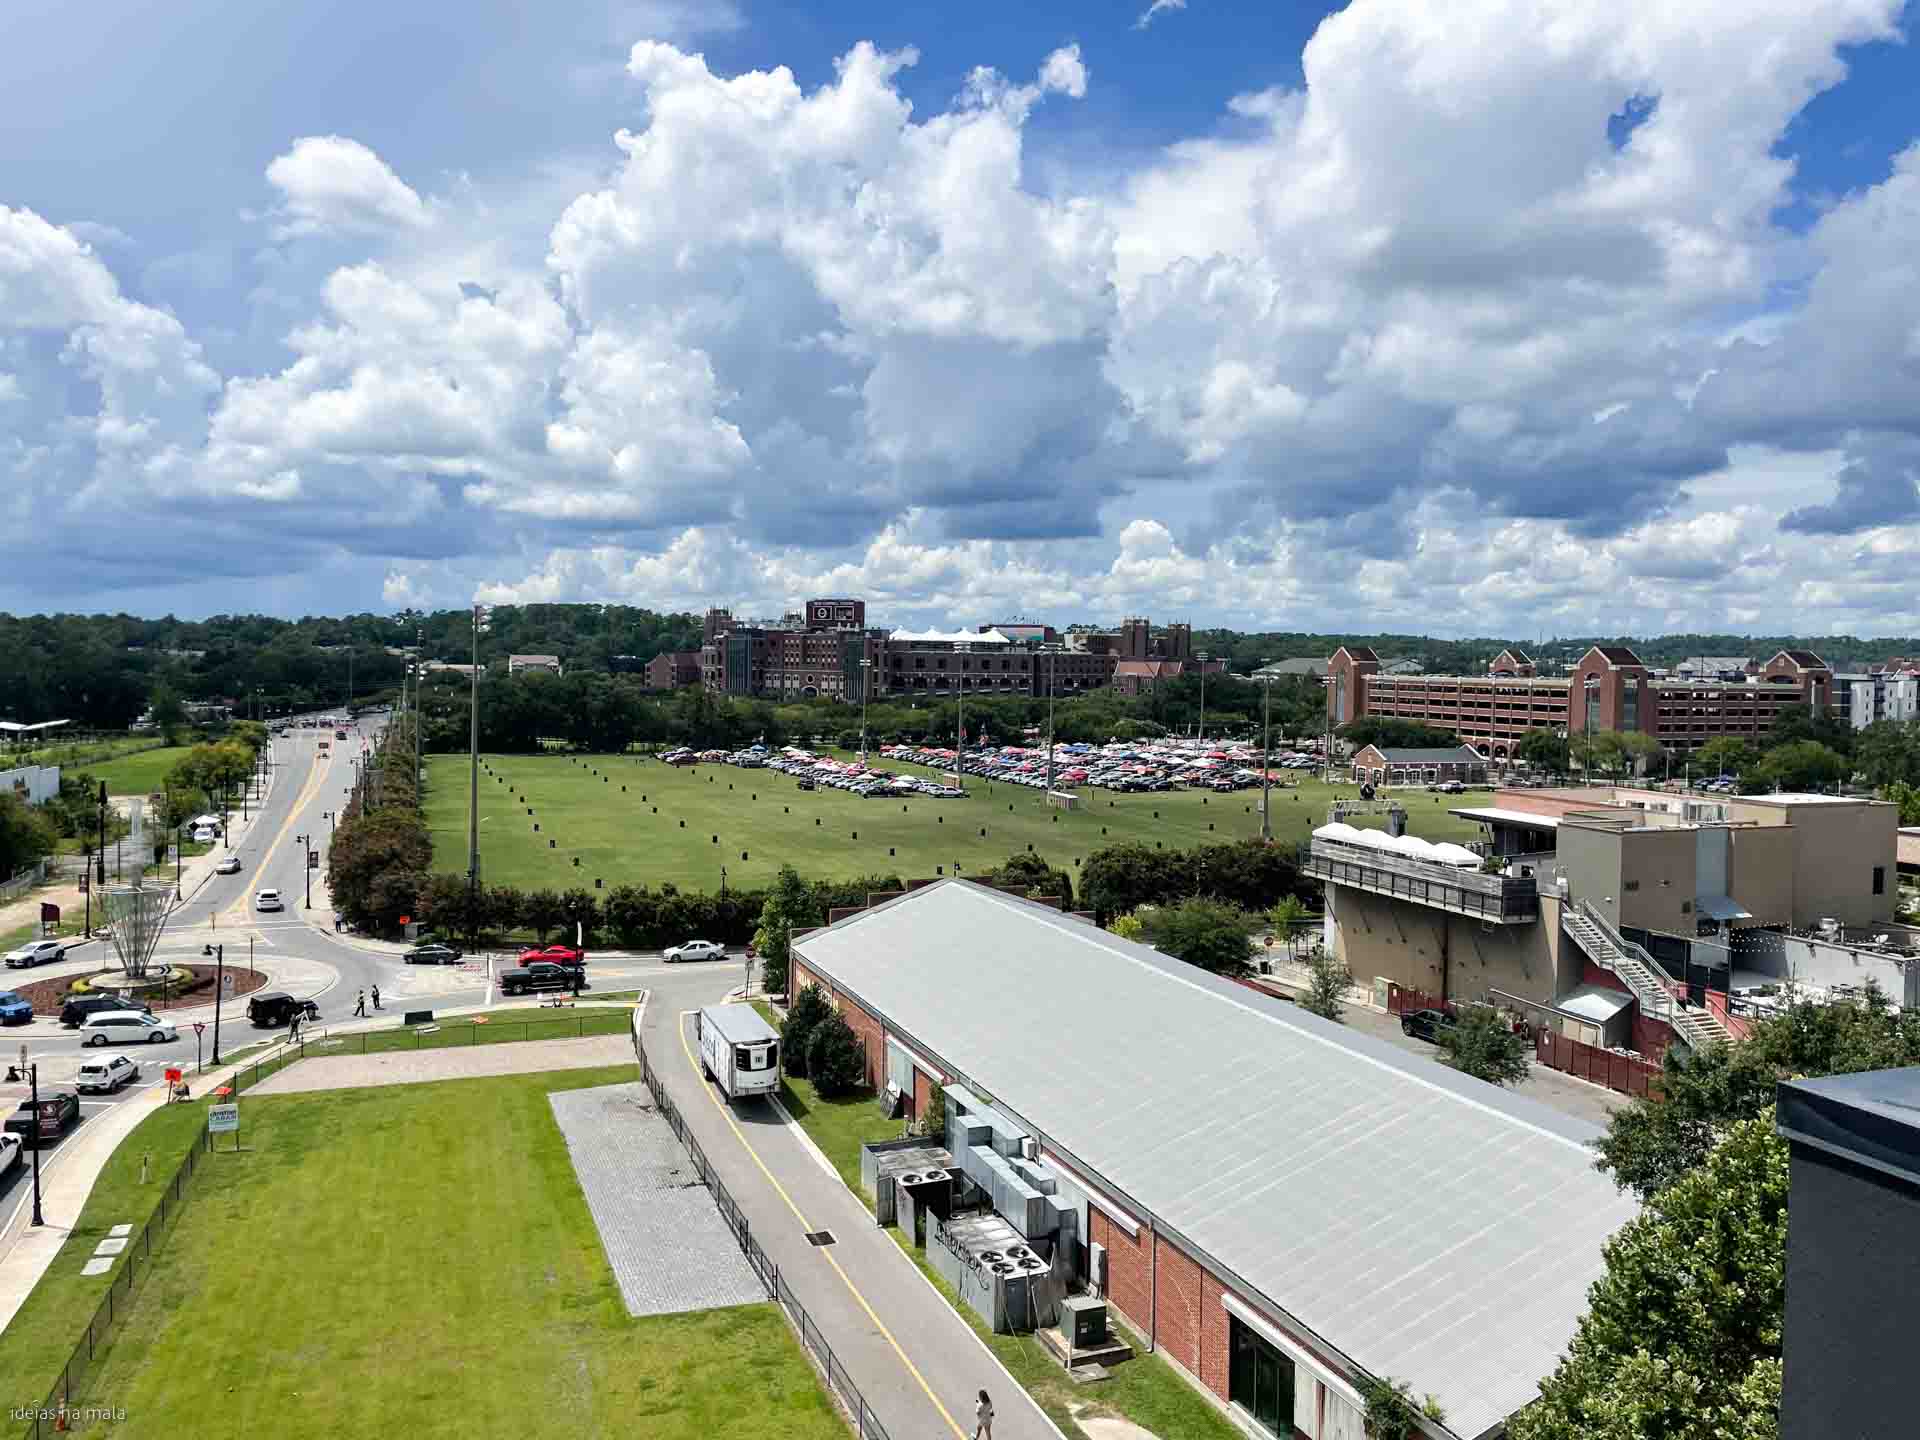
61, 993, 155, 1029
498, 964, 588, 997
247, 992, 321, 1028
6, 1092, 80, 1146
1400, 1008, 1458, 1044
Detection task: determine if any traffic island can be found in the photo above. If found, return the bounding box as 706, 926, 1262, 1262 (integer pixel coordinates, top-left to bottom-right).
13, 964, 270, 1017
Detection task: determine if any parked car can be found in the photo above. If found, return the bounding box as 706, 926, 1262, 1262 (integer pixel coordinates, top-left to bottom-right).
497, 965, 587, 996
796, 778, 815, 791
79, 1011, 179, 1047
246, 992, 319, 1029
404, 943, 463, 966
4, 939, 69, 969
518, 944, 585, 967
664, 939, 726, 964
215, 855, 242, 875
60, 993, 153, 1028
76, 1056, 141, 1093
1400, 1008, 1458, 1044
0, 990, 33, 1025
0, 1132, 21, 1180
5, 1092, 79, 1146
254, 889, 284, 912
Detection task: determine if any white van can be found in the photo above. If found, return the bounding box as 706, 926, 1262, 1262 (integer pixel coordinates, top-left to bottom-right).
696, 1005, 781, 1102
80, 1011, 179, 1046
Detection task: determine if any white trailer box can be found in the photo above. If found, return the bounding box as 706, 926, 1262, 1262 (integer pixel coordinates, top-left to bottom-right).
696, 1004, 781, 1102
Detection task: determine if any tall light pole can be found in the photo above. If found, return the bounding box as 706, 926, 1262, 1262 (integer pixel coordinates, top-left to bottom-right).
28, 1062, 44, 1227
298, 833, 311, 909
412, 623, 423, 790
1196, 650, 1211, 742
953, 642, 971, 792
1042, 643, 1061, 794
467, 605, 483, 911
859, 656, 874, 764
1257, 668, 1278, 844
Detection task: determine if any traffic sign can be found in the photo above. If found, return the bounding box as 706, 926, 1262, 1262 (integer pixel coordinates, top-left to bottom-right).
193, 1021, 206, 1035
165, 1068, 183, 1084
207, 1104, 239, 1134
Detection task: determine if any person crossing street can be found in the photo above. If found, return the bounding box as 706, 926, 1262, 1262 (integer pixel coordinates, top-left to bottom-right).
371, 983, 382, 1011
353, 989, 367, 1018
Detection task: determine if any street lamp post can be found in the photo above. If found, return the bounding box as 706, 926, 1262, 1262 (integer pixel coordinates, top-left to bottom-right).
953, 642, 971, 792
1256, 668, 1278, 844
175, 819, 186, 901
298, 834, 311, 909
29, 1062, 44, 1227
859, 657, 874, 765
467, 605, 483, 917
211, 943, 224, 1064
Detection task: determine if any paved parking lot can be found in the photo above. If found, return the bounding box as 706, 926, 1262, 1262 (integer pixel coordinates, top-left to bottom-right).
549, 1081, 765, 1317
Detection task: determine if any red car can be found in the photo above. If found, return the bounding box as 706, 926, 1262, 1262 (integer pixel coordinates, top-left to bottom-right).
518, 944, 586, 967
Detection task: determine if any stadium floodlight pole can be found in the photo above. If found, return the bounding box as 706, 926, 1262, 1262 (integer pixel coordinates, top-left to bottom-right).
953, 641, 971, 792
1258, 667, 1277, 844
468, 604, 484, 909
859, 657, 874, 764
1196, 650, 1211, 742
1043, 643, 1061, 795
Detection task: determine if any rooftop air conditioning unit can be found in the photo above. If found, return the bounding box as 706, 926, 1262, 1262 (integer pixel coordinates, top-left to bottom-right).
1021, 1137, 1037, 1161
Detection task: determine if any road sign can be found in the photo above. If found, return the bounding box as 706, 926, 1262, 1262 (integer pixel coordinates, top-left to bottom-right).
222, 973, 235, 991
165, 1068, 183, 1084
193, 1021, 206, 1035
207, 1105, 239, 1134
307, 852, 319, 869
40, 902, 59, 923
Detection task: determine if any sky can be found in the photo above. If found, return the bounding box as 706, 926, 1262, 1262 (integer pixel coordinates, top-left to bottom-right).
3, 0, 1919, 637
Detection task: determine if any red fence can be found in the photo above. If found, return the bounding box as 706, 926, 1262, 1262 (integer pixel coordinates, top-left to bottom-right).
1534, 1028, 1663, 1098
1386, 984, 1448, 1017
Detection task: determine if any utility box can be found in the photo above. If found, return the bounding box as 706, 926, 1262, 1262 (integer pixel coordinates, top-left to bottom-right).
1060, 1295, 1108, 1348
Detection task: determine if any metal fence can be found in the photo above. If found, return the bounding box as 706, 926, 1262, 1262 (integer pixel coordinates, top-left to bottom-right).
631, 1024, 893, 1440
17, 1131, 213, 1439
0, 860, 50, 906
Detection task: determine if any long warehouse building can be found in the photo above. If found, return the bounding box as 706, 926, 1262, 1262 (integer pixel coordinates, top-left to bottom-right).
792, 880, 1638, 1440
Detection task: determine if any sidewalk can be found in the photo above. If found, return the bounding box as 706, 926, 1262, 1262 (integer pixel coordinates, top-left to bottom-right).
640, 999, 1065, 1440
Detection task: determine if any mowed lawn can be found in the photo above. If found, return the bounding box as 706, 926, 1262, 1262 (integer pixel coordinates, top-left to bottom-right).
59, 1065, 844, 1440
426, 752, 1496, 892
75, 744, 198, 795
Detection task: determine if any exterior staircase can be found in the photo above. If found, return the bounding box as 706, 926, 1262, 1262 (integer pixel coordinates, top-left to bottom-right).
1562, 901, 1731, 1052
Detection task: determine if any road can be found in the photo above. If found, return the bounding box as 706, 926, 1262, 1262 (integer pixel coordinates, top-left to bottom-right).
1, 719, 751, 1214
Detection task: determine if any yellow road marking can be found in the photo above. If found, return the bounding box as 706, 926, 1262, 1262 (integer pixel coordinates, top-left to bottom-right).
217, 746, 330, 925
675, 1010, 966, 1440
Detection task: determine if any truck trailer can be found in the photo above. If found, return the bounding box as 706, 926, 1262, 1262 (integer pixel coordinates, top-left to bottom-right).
696, 1004, 781, 1102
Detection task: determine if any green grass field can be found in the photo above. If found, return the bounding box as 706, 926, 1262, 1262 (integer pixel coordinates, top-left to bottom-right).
50, 1065, 844, 1440
71, 744, 198, 795
427, 753, 1494, 892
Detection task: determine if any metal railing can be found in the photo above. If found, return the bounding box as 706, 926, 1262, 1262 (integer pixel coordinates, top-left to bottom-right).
631, 1024, 893, 1440
18, 1132, 214, 1439
1564, 901, 1729, 1049
0, 860, 50, 905
1301, 838, 1539, 922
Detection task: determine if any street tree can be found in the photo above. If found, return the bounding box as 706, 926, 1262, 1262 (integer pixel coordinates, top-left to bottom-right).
807, 1011, 866, 1097
522, 889, 566, 943
753, 864, 821, 996
1267, 894, 1311, 953
782, 985, 834, 1080
1694, 736, 1757, 779
1437, 1008, 1531, 1086
148, 680, 187, 743
1510, 1118, 1787, 1440
1299, 946, 1352, 1022
1754, 740, 1847, 793
1143, 898, 1255, 978
1514, 729, 1569, 776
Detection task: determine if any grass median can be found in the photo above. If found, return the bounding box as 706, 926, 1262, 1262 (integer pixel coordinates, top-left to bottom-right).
426, 752, 1495, 893
49, 1064, 844, 1439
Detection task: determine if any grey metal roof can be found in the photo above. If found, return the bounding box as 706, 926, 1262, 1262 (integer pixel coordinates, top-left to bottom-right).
796, 882, 1639, 1439
1778, 1066, 1920, 1187
1555, 984, 1637, 1025
1450, 806, 1562, 830
1364, 746, 1486, 765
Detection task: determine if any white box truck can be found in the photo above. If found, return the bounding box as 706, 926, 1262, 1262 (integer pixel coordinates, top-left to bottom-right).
696, 1004, 781, 1102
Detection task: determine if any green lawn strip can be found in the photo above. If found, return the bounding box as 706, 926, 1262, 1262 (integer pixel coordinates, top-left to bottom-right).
0, 1102, 210, 1409
57, 1064, 846, 1439
426, 752, 1497, 893
69, 745, 200, 797
764, 1067, 904, 1202
346, 1005, 634, 1056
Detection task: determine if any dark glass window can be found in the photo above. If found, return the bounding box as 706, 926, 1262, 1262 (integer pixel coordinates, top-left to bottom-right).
1874, 866, 1886, 896
1227, 1316, 1294, 1435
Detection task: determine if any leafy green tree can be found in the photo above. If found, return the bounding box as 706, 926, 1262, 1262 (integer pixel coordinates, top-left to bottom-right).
1855, 719, 1920, 791
782, 985, 834, 1080
1515, 728, 1569, 776
1886, 780, 1920, 826
1437, 1008, 1531, 1086
1299, 946, 1352, 1022
149, 680, 187, 743
806, 1011, 866, 1097
1358, 1375, 1445, 1439
559, 887, 600, 946
1143, 898, 1255, 978
522, 889, 565, 943
1753, 739, 1847, 793
1597, 985, 1920, 1201
1267, 894, 1311, 953
1694, 736, 1757, 779
1339, 717, 1458, 749
1108, 912, 1145, 942
1510, 1119, 1787, 1440
753, 864, 821, 996
983, 851, 1074, 909
0, 791, 57, 878
1765, 701, 1853, 756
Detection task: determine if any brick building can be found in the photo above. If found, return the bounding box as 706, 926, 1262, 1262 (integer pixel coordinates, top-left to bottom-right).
1328, 643, 1835, 759
643, 651, 702, 690
791, 880, 1638, 1440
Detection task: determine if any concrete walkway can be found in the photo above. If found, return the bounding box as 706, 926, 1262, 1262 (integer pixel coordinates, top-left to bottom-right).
247, 1032, 633, 1093
640, 998, 1066, 1440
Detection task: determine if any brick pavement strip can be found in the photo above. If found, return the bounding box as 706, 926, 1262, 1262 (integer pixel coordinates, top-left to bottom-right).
245, 1033, 634, 1094
549, 1082, 765, 1317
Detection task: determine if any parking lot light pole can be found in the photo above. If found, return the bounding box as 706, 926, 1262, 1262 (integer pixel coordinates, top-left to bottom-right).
1257, 668, 1278, 844
1196, 651, 1211, 742
859, 657, 874, 765
1043, 643, 1061, 794
953, 642, 971, 792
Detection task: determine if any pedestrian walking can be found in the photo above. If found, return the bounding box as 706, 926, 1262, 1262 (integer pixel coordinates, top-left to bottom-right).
973, 1390, 994, 1440
354, 989, 367, 1017
371, 984, 382, 1011
288, 1012, 300, 1044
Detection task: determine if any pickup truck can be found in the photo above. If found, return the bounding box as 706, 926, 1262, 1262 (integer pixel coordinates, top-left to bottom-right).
498, 964, 588, 997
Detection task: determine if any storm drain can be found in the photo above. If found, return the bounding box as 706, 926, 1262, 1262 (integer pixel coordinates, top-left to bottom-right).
805, 1230, 837, 1247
